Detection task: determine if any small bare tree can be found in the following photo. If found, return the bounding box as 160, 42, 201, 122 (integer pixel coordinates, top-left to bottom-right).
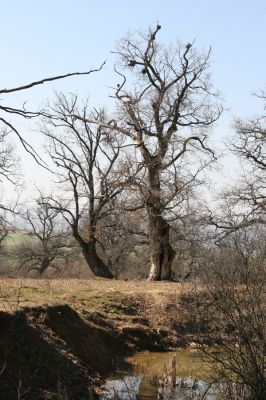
233, 93, 266, 174
209, 92, 266, 238
197, 227, 266, 400
14, 197, 71, 276
41, 94, 125, 278
231, 92, 266, 222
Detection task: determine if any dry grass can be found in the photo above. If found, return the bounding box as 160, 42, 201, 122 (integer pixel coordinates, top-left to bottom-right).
0, 278, 188, 313
0, 279, 183, 311
0, 278, 201, 352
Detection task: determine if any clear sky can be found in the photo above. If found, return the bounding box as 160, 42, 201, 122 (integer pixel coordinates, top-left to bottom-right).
1, 0, 266, 196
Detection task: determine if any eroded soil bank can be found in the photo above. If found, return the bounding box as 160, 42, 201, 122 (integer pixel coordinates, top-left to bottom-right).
0, 279, 224, 399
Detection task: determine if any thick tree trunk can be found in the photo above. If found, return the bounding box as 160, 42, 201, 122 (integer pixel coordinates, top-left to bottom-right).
73, 231, 113, 279
146, 163, 175, 281
82, 241, 114, 278
147, 212, 175, 281
39, 256, 51, 276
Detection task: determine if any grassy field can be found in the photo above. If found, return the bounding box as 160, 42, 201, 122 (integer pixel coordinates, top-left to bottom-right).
0, 277, 186, 313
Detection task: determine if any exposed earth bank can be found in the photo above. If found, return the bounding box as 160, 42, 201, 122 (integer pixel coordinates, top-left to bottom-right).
0, 279, 222, 400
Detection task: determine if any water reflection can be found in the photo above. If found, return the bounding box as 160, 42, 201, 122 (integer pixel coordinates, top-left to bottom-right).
101, 350, 222, 400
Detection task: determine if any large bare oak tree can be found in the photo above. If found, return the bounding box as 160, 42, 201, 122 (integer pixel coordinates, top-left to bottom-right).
75, 26, 221, 280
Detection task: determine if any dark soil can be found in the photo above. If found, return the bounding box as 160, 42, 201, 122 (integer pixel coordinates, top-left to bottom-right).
0, 302, 176, 400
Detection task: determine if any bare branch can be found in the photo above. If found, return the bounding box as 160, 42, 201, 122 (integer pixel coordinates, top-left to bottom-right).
0, 63, 105, 94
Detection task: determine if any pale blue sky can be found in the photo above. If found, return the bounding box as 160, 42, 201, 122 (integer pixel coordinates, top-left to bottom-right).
1, 0, 266, 194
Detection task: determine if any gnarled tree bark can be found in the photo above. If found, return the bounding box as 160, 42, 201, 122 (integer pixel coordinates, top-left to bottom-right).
148, 213, 175, 280
146, 161, 175, 280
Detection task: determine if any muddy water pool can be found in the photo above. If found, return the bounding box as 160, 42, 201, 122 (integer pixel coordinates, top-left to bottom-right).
100, 350, 225, 400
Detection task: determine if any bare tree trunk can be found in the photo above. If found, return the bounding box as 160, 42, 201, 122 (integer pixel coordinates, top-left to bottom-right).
82, 240, 114, 279
147, 212, 175, 280
146, 164, 175, 281
39, 256, 51, 276
73, 231, 113, 279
